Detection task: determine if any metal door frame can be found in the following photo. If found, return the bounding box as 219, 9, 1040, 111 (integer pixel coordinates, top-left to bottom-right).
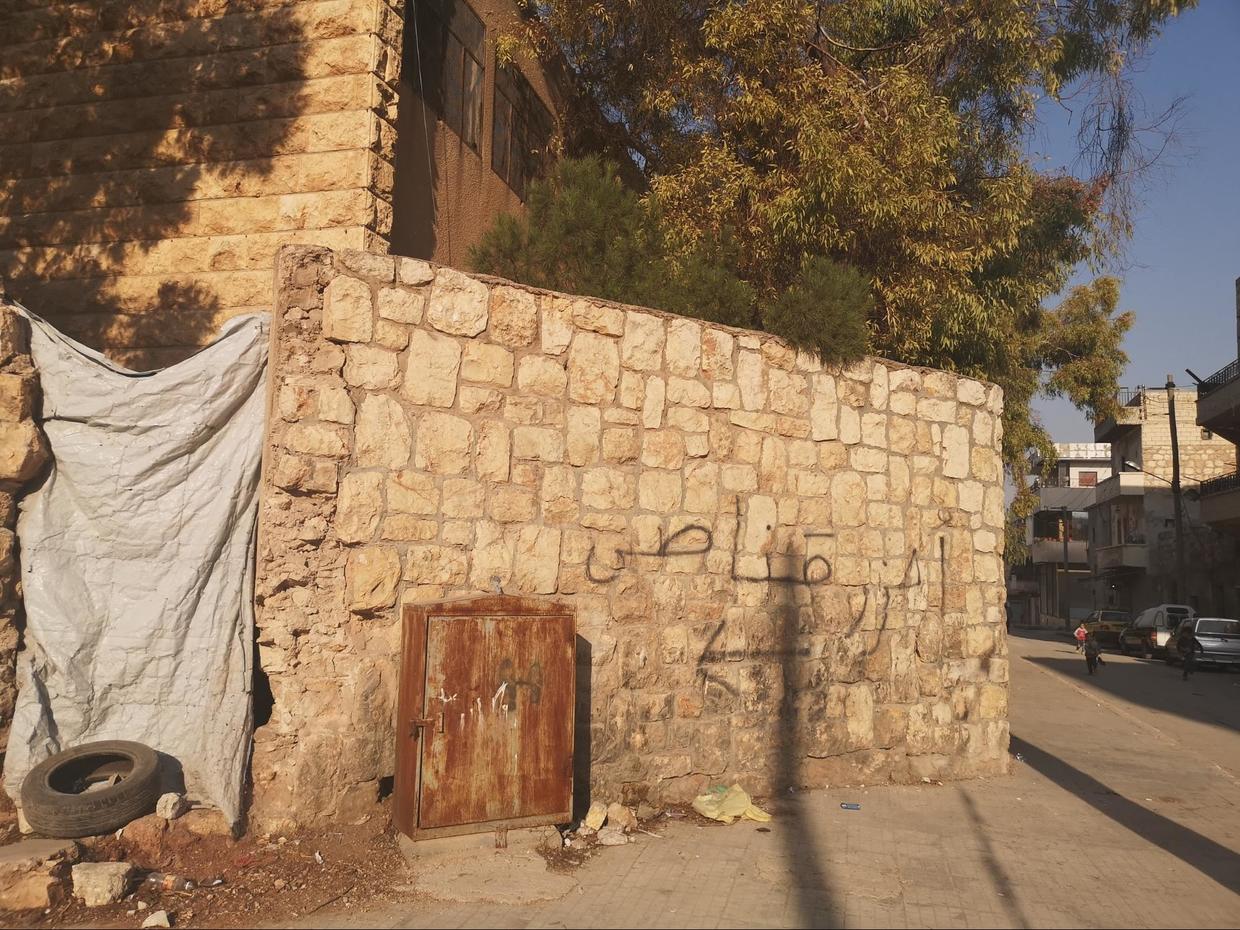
394, 595, 575, 840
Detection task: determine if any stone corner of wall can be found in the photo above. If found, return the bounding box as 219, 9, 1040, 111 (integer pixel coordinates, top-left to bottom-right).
0, 302, 50, 755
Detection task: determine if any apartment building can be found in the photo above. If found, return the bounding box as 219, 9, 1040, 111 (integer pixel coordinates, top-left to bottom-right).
1009, 443, 1111, 627
1090, 384, 1237, 615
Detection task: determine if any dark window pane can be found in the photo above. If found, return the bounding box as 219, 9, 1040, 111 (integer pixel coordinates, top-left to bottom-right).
409, 1, 447, 113
492, 88, 512, 184
443, 35, 464, 138
463, 52, 483, 149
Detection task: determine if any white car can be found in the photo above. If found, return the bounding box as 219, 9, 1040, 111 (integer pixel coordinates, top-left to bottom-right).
1118, 604, 1196, 657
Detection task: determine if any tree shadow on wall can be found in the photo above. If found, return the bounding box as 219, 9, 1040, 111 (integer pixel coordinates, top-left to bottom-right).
0, 5, 313, 367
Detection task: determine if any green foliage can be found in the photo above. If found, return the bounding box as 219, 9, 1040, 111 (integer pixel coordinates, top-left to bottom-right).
470, 157, 874, 364
764, 257, 872, 364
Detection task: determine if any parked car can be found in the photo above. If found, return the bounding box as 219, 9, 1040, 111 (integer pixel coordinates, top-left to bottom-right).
1117, 604, 1196, 658
1165, 617, 1240, 668
1082, 609, 1130, 645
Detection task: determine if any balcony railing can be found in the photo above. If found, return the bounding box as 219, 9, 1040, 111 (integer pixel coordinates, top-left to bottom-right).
1198, 359, 1240, 397
1200, 470, 1240, 498
1115, 386, 1147, 407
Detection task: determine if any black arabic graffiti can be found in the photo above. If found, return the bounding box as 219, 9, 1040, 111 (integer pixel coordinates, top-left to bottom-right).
584, 501, 835, 586
495, 658, 543, 709
585, 524, 714, 584
728, 499, 833, 585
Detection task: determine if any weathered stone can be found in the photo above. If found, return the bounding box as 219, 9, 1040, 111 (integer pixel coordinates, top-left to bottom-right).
512, 426, 565, 463
567, 332, 620, 403
427, 268, 489, 336
402, 545, 468, 585
0, 421, 47, 482
403, 329, 461, 407
489, 485, 538, 522
461, 342, 514, 387
343, 345, 399, 390
642, 376, 666, 428
621, 313, 665, 371
345, 547, 401, 612
667, 377, 710, 408
355, 395, 411, 468
701, 329, 735, 379
387, 469, 439, 514
476, 421, 511, 481
582, 468, 636, 510
684, 461, 719, 513
666, 319, 701, 376
602, 428, 639, 463
639, 472, 682, 513
414, 413, 473, 474
512, 526, 562, 593
541, 298, 574, 355
566, 407, 600, 466
336, 471, 384, 542
71, 861, 133, 907
0, 373, 36, 422
943, 424, 970, 479
376, 286, 424, 324
156, 793, 189, 820
572, 300, 625, 336
489, 287, 539, 347
142, 910, 172, 929
322, 275, 372, 343
641, 431, 684, 470
737, 352, 766, 410
517, 356, 567, 396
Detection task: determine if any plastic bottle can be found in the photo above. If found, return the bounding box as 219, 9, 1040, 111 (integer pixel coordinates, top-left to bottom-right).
145, 872, 197, 892
840, 802, 861, 811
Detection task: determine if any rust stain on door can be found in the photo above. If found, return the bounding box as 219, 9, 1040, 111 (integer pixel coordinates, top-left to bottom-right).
395, 596, 575, 840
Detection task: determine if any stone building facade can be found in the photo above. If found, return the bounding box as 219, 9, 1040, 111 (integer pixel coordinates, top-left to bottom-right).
0, 0, 568, 371
251, 246, 1009, 830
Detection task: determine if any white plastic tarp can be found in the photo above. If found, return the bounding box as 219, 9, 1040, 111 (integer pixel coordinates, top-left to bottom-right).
3, 308, 269, 826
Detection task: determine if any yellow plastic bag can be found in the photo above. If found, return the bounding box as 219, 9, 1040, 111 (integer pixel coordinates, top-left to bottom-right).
691, 784, 772, 824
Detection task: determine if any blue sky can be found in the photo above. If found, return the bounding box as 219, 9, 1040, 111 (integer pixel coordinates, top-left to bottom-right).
1028, 2, 1240, 442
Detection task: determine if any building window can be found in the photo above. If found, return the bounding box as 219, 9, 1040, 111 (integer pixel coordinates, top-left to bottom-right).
1032, 512, 1062, 541
492, 65, 553, 199
408, 0, 485, 150
1078, 471, 1098, 487
1202, 428, 1214, 440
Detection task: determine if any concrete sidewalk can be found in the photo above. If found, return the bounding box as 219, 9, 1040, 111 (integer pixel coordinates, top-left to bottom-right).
299, 633, 1240, 929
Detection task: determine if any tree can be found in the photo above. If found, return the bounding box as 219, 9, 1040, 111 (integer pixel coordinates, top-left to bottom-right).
495, 0, 1188, 501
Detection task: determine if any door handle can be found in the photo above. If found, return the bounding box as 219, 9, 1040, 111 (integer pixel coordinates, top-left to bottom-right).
409, 714, 442, 739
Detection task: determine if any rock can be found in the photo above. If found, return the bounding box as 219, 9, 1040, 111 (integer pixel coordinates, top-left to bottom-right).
606, 803, 638, 832
0, 838, 76, 910
176, 808, 234, 839
596, 825, 630, 846
636, 802, 658, 821
71, 861, 133, 906
122, 814, 167, 859
142, 909, 172, 928
582, 800, 607, 832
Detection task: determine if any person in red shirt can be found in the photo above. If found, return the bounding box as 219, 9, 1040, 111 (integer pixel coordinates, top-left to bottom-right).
1074, 622, 1089, 652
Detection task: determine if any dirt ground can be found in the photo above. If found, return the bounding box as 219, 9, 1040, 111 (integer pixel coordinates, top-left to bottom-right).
0, 801, 417, 929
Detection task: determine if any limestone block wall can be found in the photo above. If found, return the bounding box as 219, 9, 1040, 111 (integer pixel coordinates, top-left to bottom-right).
0, 0, 402, 368
0, 304, 49, 758
253, 245, 1010, 831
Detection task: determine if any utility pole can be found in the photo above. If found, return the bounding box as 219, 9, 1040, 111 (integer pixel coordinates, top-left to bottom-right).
1166, 375, 1188, 603
1060, 506, 1072, 626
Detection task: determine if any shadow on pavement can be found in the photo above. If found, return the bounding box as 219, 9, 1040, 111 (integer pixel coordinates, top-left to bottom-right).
957, 790, 1030, 929
1022, 653, 1240, 735
1010, 735, 1240, 895
774, 539, 839, 929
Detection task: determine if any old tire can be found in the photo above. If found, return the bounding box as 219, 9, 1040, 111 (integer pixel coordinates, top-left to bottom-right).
20, 741, 161, 838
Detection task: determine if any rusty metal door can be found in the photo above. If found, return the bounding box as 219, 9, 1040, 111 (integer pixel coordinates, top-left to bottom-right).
395, 596, 575, 840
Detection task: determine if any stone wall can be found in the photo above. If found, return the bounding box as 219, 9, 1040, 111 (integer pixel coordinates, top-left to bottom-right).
252, 245, 1010, 832
0, 303, 49, 759
0, 0, 402, 369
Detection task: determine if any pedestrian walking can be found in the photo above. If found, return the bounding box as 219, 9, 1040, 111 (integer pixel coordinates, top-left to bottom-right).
1084, 634, 1104, 675
1182, 625, 1203, 681
1074, 622, 1088, 653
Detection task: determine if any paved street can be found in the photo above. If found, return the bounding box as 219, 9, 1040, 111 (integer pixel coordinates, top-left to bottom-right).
299, 630, 1240, 929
